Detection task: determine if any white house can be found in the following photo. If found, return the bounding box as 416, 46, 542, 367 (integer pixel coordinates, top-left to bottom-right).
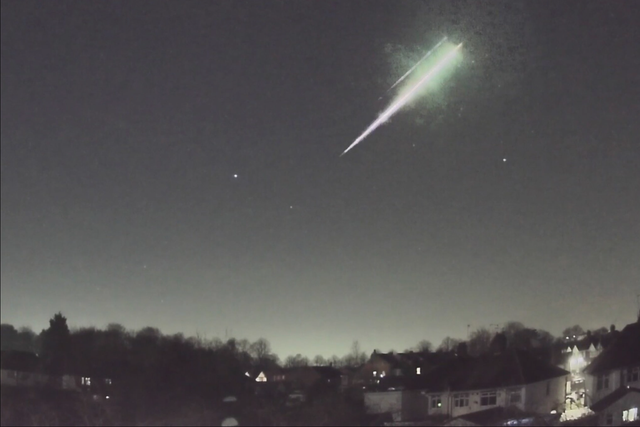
584, 318, 640, 426
364, 348, 569, 424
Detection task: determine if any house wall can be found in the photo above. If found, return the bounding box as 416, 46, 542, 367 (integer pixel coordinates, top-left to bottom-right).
445, 389, 508, 418
522, 376, 567, 414
0, 369, 49, 388
596, 391, 640, 426
402, 391, 429, 421
364, 390, 402, 415
587, 369, 624, 406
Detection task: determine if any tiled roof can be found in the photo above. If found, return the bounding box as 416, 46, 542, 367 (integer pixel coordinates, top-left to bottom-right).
392, 349, 568, 392
590, 386, 640, 412
584, 320, 640, 374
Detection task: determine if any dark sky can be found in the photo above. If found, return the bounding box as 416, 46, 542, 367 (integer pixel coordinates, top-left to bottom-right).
2, 1, 639, 358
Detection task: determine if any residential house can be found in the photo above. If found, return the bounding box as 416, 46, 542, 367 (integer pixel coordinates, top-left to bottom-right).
584, 317, 640, 426
364, 348, 569, 424
0, 350, 48, 388
355, 350, 453, 386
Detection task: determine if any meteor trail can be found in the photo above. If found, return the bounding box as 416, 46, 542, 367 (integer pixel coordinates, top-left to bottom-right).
341, 43, 462, 156
386, 36, 448, 94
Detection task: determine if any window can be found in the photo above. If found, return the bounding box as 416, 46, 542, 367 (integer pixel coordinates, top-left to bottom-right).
627, 367, 639, 383
416, 367, 421, 375
480, 391, 497, 406
509, 388, 522, 403
372, 370, 377, 377
82, 377, 91, 386
597, 374, 609, 391
454, 393, 469, 407
623, 407, 638, 422
431, 395, 442, 409
105, 378, 112, 385
605, 412, 613, 425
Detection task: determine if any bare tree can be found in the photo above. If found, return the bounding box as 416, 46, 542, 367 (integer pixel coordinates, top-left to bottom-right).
249, 337, 274, 364
284, 353, 310, 368
313, 355, 327, 366
437, 336, 463, 352
467, 327, 493, 356
343, 340, 367, 367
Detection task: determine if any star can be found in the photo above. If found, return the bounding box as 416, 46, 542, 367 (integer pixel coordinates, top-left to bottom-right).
233, 174, 238, 178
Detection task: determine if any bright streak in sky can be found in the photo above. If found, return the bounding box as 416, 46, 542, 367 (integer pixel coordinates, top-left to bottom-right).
341, 43, 463, 156
386, 36, 448, 93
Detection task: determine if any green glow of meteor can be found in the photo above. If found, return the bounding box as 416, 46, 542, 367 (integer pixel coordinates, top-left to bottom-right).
341, 43, 462, 156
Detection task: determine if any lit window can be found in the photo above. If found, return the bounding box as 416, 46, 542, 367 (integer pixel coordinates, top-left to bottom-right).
431, 395, 442, 409
380, 371, 386, 378
454, 393, 469, 407
105, 378, 112, 385
373, 370, 377, 377
82, 377, 91, 386
623, 408, 638, 422
416, 367, 421, 375
480, 391, 497, 406
256, 372, 267, 382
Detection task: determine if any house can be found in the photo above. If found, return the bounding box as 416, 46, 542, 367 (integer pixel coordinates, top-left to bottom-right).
364, 348, 569, 424
356, 350, 453, 386
443, 405, 560, 426
589, 387, 640, 426
0, 350, 48, 388
584, 317, 640, 426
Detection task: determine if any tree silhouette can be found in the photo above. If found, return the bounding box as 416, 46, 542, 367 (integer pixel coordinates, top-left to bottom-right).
414, 340, 433, 353
284, 353, 310, 368
561, 325, 585, 339
40, 312, 71, 376
437, 336, 463, 352
467, 327, 492, 356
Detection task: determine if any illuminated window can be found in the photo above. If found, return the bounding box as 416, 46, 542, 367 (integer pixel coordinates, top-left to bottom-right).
430, 395, 442, 409
627, 367, 639, 383
82, 377, 91, 386
623, 408, 638, 422
372, 370, 377, 377
105, 378, 112, 385
416, 367, 421, 375
256, 372, 267, 382
480, 391, 497, 406
454, 393, 469, 407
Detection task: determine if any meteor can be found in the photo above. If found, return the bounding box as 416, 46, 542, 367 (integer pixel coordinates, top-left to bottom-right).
341, 43, 462, 156
386, 36, 448, 94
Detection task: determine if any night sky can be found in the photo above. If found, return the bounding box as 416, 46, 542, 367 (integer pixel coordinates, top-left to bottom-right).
2, 1, 639, 359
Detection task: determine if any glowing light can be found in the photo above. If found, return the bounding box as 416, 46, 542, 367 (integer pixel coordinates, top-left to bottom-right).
233, 174, 238, 178
386, 36, 448, 93
342, 43, 463, 156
